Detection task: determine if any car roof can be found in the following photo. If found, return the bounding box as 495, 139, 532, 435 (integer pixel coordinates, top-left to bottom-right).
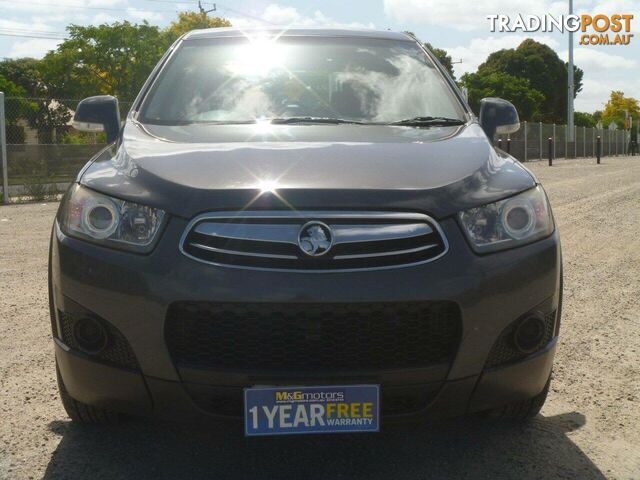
182, 26, 413, 42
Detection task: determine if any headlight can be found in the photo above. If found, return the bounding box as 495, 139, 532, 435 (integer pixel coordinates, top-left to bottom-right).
458, 186, 553, 253
59, 184, 166, 253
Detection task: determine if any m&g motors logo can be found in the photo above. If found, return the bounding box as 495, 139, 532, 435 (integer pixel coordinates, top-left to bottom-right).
275, 390, 345, 403
487, 14, 635, 46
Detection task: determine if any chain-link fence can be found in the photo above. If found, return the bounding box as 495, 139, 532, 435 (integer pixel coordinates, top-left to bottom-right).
0, 95, 636, 203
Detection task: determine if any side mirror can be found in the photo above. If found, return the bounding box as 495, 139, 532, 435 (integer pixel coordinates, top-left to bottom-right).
73, 95, 121, 143
479, 97, 520, 140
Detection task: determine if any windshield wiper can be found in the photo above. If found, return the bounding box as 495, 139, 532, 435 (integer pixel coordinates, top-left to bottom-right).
387, 116, 465, 127
183, 119, 257, 125
270, 117, 364, 125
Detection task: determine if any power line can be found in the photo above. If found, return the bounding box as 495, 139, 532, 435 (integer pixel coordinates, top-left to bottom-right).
0, 0, 173, 12
143, 0, 198, 4
0, 27, 66, 36
143, 0, 266, 23
215, 2, 277, 25
0, 32, 65, 40
0, 0, 276, 41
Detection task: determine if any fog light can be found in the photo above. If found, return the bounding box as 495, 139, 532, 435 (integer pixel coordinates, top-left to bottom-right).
73, 317, 108, 354
513, 315, 546, 354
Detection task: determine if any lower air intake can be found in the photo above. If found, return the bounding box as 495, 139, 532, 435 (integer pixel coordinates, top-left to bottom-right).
165, 301, 461, 372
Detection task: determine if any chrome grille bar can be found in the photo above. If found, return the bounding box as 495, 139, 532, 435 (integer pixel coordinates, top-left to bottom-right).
180, 211, 448, 272
333, 243, 439, 260
333, 223, 432, 244
193, 221, 433, 245
189, 242, 298, 259
194, 223, 299, 244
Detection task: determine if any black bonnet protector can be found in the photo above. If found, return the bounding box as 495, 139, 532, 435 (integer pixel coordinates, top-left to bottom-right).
79, 122, 536, 220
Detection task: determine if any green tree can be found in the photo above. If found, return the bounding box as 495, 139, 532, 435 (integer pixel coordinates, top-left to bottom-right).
0, 74, 26, 100
167, 11, 231, 40
593, 110, 602, 122
601, 91, 640, 129
424, 43, 456, 80
460, 71, 545, 121
39, 22, 172, 101
0, 74, 32, 142
475, 39, 583, 123
574, 111, 596, 127
38, 13, 232, 101
0, 58, 45, 97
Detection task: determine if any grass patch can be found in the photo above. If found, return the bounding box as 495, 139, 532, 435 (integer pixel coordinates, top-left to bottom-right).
23, 179, 62, 202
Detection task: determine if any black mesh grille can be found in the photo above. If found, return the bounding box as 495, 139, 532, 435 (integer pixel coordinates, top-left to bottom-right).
49, 309, 59, 338
165, 301, 461, 372
58, 310, 140, 371
185, 383, 441, 418
485, 310, 557, 368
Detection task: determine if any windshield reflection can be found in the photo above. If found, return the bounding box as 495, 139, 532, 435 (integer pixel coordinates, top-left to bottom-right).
141, 35, 464, 125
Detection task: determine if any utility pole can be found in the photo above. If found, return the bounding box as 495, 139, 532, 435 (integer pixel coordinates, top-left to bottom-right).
567, 0, 575, 142
198, 1, 216, 15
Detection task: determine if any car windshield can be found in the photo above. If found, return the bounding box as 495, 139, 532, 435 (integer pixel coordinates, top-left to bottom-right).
139, 35, 465, 125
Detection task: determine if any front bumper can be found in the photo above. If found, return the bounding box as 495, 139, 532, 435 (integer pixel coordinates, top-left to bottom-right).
54, 337, 557, 422
50, 214, 562, 422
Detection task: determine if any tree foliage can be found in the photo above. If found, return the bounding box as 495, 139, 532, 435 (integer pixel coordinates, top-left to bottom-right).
0, 74, 25, 99
472, 39, 583, 123
167, 11, 231, 40
601, 91, 640, 129
574, 112, 596, 127
34, 13, 232, 101
0, 73, 31, 131
0, 58, 78, 142
0, 58, 45, 97
460, 71, 545, 120
39, 22, 172, 101
423, 43, 456, 80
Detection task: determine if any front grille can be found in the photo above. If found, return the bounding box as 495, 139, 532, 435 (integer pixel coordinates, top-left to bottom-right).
165, 301, 461, 372
180, 211, 448, 271
58, 310, 140, 371
485, 310, 557, 368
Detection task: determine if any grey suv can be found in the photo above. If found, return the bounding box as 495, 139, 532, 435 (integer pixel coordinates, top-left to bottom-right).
49, 27, 561, 434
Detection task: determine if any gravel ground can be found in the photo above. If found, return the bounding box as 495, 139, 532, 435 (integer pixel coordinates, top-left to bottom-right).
1, 156, 639, 479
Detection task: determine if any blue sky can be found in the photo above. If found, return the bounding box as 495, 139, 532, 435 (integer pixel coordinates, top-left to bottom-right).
0, 0, 638, 113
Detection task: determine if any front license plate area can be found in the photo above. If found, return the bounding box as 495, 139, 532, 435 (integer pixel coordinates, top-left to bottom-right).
244, 385, 380, 436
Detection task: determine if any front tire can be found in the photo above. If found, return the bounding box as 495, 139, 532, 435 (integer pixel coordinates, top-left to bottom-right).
56, 362, 120, 424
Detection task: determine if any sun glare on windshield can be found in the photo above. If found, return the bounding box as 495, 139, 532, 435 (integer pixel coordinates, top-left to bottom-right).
225, 34, 287, 77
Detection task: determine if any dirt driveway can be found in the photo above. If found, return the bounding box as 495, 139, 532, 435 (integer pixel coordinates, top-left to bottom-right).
1, 156, 639, 479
